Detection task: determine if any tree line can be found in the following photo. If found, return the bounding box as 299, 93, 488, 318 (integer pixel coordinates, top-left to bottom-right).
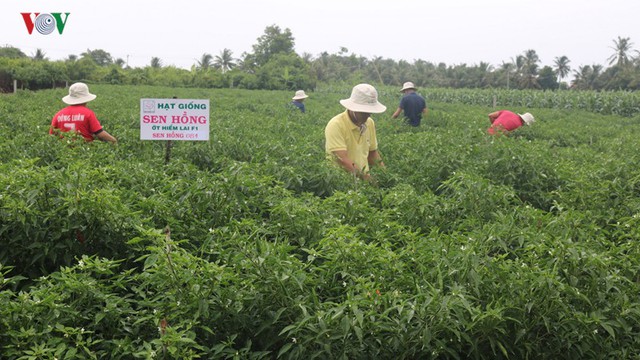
1, 25, 639, 92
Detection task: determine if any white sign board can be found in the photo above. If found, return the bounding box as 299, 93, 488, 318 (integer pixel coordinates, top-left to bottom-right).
140, 98, 210, 141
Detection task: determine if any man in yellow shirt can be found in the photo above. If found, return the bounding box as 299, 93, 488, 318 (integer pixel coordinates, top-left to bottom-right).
324, 84, 387, 180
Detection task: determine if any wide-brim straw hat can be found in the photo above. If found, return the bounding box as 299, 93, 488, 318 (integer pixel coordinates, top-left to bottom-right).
519, 112, 535, 126
62, 82, 97, 105
400, 81, 416, 92
292, 90, 309, 100
339, 84, 387, 113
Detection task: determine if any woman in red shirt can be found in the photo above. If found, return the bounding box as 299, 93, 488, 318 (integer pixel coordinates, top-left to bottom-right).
487, 110, 535, 135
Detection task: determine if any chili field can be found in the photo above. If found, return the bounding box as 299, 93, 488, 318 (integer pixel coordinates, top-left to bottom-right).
1, 85, 640, 359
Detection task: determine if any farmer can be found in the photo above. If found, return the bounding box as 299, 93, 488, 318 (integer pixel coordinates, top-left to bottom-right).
289, 90, 309, 113
391, 81, 427, 126
324, 83, 386, 180
50, 82, 117, 143
487, 110, 535, 135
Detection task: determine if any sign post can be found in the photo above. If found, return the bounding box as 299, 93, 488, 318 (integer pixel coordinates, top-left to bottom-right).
139, 98, 210, 163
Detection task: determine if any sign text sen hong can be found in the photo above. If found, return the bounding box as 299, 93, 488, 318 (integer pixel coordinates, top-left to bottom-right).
140, 99, 210, 141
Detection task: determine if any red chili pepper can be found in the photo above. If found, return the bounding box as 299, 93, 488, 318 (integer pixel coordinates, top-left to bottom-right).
75, 229, 85, 244
159, 318, 168, 335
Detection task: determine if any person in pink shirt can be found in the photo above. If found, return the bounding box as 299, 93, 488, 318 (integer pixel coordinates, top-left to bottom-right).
487, 110, 535, 135
50, 82, 117, 143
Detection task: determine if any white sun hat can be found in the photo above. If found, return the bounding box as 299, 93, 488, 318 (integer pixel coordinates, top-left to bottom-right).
62, 82, 97, 105
519, 112, 535, 126
339, 84, 387, 113
292, 90, 309, 100
400, 81, 416, 92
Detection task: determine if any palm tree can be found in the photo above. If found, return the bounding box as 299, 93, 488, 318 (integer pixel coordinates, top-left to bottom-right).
607, 36, 635, 67
508, 55, 526, 89
519, 49, 540, 89
213, 49, 236, 73
196, 53, 213, 71
392, 59, 412, 85
237, 52, 258, 74
412, 59, 435, 87
500, 61, 515, 89
553, 56, 571, 89
150, 57, 163, 68
590, 64, 603, 88
571, 65, 603, 90
513, 55, 525, 73
476, 61, 493, 88
32, 48, 47, 61
571, 65, 591, 90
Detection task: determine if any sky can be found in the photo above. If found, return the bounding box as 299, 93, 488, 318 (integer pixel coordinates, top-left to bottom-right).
2, 0, 639, 71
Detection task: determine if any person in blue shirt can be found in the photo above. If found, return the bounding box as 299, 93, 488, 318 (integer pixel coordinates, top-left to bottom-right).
290, 90, 309, 113
391, 82, 427, 126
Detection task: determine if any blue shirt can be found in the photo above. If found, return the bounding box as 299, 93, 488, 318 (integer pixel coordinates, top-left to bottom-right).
290, 100, 305, 113
399, 92, 427, 126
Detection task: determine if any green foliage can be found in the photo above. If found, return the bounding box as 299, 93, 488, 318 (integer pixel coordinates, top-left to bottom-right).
256, 53, 315, 90
420, 87, 640, 117
0, 45, 27, 59
1, 85, 640, 358
81, 49, 113, 67
250, 25, 296, 67
538, 66, 559, 90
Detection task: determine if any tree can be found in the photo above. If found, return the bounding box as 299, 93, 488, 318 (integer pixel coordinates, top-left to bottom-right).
31, 49, 47, 61
213, 49, 236, 73
571, 65, 602, 90
255, 53, 314, 90
538, 66, 559, 90
591, 64, 604, 87
500, 61, 516, 89
368, 56, 385, 85
237, 52, 257, 74
300, 52, 314, 64
150, 57, 163, 69
102, 66, 123, 84
310, 52, 330, 82
250, 25, 295, 66
80, 49, 113, 66
607, 36, 635, 67
411, 59, 436, 88
67, 56, 98, 81
0, 46, 27, 58
519, 49, 540, 89
196, 53, 213, 71
553, 56, 571, 88
10, 59, 67, 90
470, 61, 493, 88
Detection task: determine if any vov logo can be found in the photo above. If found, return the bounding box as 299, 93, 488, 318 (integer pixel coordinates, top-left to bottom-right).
21, 13, 70, 35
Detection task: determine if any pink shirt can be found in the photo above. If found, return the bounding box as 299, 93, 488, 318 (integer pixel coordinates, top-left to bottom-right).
50, 105, 103, 141
488, 110, 523, 134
